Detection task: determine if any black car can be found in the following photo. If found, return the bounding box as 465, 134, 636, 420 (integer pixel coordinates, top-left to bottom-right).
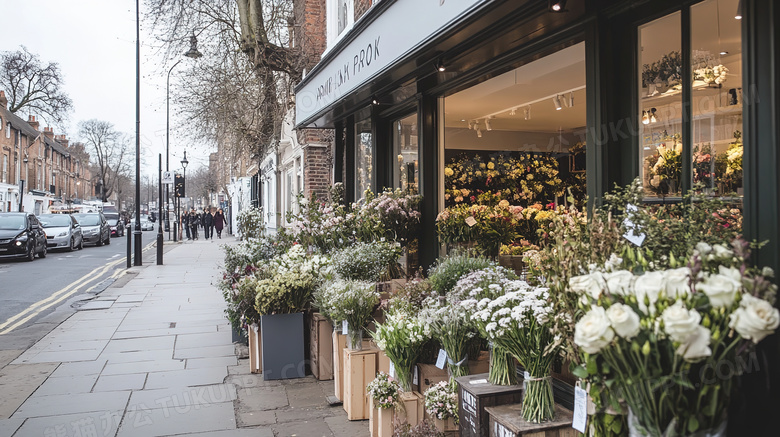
72, 213, 111, 246
0, 212, 48, 261
105, 213, 124, 237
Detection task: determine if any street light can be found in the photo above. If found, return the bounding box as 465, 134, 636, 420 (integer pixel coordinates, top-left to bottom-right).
166, 32, 202, 241
179, 151, 189, 236
134, 0, 142, 266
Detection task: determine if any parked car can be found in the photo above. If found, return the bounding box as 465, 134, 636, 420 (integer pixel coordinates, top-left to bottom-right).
38, 214, 84, 252
140, 217, 154, 231
0, 212, 48, 261
72, 213, 111, 246
104, 213, 124, 237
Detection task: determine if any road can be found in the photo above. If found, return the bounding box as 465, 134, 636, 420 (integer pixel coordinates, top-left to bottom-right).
0, 227, 161, 336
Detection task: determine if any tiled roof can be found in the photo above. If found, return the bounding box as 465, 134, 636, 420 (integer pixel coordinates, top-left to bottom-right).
0, 106, 39, 138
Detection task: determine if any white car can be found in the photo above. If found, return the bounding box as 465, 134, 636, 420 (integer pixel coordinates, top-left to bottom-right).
140, 218, 154, 231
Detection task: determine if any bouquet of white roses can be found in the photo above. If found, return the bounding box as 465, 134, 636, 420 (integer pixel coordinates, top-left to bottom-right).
372, 310, 430, 391
316, 279, 379, 350
455, 266, 520, 385
424, 380, 459, 422
573, 239, 779, 436
472, 280, 558, 423
367, 372, 401, 409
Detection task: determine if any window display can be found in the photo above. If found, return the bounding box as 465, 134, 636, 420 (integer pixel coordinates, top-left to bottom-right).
393, 113, 418, 194
355, 118, 373, 200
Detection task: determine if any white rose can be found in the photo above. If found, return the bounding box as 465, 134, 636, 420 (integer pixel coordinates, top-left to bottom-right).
696, 266, 741, 308
633, 271, 664, 315
663, 267, 691, 298
695, 242, 713, 256
606, 303, 641, 340
662, 301, 701, 343
604, 254, 623, 272
676, 325, 712, 361
729, 294, 780, 343
604, 270, 634, 296
574, 307, 615, 354
569, 272, 606, 300
712, 244, 734, 258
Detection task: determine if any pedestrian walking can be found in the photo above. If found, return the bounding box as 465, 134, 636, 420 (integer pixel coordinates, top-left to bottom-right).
203, 207, 214, 239
214, 208, 227, 239
182, 211, 191, 240
189, 209, 200, 240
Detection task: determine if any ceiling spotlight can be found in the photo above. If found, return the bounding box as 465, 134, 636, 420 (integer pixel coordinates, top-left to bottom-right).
549, 0, 567, 12
650, 108, 658, 123
476, 128, 483, 138
642, 110, 650, 125
468, 120, 475, 130
735, 0, 742, 19
568, 92, 575, 108
436, 60, 446, 72
524, 107, 530, 120
485, 117, 493, 131
509, 108, 517, 116
372, 97, 379, 105
720, 50, 729, 56
553, 95, 562, 111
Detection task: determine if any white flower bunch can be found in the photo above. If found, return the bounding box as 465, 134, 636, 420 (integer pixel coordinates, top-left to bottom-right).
424, 381, 459, 421
372, 309, 430, 391
471, 280, 553, 339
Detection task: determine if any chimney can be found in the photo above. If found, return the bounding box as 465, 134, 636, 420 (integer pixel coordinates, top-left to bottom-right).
0, 91, 7, 109
27, 115, 39, 130
43, 127, 54, 139
56, 134, 69, 148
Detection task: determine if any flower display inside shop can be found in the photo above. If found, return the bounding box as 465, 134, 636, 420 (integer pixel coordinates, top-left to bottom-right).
423, 380, 459, 423
715, 131, 743, 194
471, 280, 559, 423
692, 144, 714, 189
645, 134, 683, 196
435, 203, 520, 257
367, 372, 401, 410
444, 152, 564, 208
371, 309, 430, 391
572, 239, 779, 436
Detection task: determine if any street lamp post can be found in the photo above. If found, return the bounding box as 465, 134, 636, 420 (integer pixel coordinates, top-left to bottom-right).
180, 151, 189, 238
166, 34, 202, 242
134, 0, 142, 266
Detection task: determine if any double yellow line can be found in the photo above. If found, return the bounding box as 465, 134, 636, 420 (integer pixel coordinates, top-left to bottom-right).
0, 241, 158, 336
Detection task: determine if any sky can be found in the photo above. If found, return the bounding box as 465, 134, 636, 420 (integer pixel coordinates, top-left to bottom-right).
0, 0, 210, 177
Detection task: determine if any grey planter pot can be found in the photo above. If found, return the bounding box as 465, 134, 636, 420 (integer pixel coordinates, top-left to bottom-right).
260, 312, 306, 380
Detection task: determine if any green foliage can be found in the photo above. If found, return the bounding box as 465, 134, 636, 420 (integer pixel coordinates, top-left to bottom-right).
428, 251, 495, 294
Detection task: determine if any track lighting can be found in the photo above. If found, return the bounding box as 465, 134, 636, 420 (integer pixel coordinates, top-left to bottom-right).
735, 0, 742, 19
485, 117, 493, 131
476, 128, 482, 138
720, 51, 729, 56
650, 108, 658, 123
553, 95, 562, 111
642, 111, 650, 125
468, 120, 475, 130
568, 92, 574, 108
549, 0, 567, 12
509, 108, 517, 116
435, 60, 446, 72
524, 106, 530, 120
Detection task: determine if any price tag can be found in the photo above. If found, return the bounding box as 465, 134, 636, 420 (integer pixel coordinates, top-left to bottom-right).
435, 349, 447, 369
465, 216, 477, 227
413, 367, 419, 385
342, 320, 349, 334
572, 385, 588, 433
623, 204, 646, 246
469, 378, 488, 385
389, 362, 396, 378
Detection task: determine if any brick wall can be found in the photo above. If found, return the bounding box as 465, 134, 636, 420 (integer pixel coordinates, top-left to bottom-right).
294, 0, 327, 67
303, 142, 331, 201
354, 0, 373, 21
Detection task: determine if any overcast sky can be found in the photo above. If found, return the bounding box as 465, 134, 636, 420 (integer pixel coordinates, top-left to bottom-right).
0, 0, 210, 177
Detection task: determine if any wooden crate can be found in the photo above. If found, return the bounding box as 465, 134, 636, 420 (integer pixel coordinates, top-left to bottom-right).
414, 363, 449, 394
332, 330, 347, 400
310, 313, 334, 381
487, 403, 576, 437
248, 324, 261, 374
455, 373, 523, 437
433, 417, 459, 434
343, 348, 378, 420
397, 391, 425, 427
369, 397, 394, 437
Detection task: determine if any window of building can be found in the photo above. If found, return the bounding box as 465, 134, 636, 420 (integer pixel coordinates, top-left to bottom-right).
638, 0, 742, 199
5, 122, 9, 138
2, 153, 7, 183
296, 156, 303, 196
327, 0, 354, 47
355, 117, 373, 200
285, 168, 294, 217
392, 113, 419, 194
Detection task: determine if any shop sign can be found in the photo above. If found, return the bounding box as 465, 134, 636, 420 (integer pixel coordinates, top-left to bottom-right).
296, 0, 490, 125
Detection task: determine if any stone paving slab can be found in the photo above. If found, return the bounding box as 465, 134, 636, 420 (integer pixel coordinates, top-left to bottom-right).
31, 374, 100, 396
12, 391, 131, 419
12, 410, 122, 437
144, 367, 228, 390
0, 363, 59, 419
93, 373, 148, 392
116, 402, 236, 437
0, 417, 24, 436
128, 383, 237, 409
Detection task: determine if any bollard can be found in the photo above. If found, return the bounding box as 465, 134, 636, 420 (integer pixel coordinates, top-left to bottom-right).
126, 224, 132, 268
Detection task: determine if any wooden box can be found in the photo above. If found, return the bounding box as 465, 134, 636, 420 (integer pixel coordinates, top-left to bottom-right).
487, 403, 575, 437
433, 417, 459, 435
332, 330, 347, 400
455, 373, 523, 437
413, 363, 449, 394
343, 348, 378, 420
398, 391, 425, 427
369, 397, 394, 437
248, 324, 262, 374
310, 313, 334, 381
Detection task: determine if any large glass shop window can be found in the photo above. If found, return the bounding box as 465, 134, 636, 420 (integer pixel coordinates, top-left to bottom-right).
355, 118, 374, 200
442, 42, 586, 256
393, 113, 419, 194
639, 0, 743, 198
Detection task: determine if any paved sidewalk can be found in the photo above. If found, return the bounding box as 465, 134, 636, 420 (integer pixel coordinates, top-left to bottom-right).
0, 236, 367, 437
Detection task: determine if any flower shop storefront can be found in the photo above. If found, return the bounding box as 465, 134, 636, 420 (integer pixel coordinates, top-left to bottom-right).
291, 0, 780, 434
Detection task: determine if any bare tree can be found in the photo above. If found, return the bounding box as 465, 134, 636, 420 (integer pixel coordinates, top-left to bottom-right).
145, 0, 317, 159
0, 46, 73, 127
78, 120, 131, 202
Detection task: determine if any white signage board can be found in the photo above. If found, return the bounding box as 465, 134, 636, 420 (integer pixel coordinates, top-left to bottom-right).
295, 0, 490, 126
162, 171, 174, 185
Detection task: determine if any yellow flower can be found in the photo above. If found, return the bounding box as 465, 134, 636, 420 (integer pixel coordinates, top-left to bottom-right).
479, 163, 486, 169
527, 173, 534, 180
487, 162, 495, 170
444, 167, 454, 177
498, 200, 509, 208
